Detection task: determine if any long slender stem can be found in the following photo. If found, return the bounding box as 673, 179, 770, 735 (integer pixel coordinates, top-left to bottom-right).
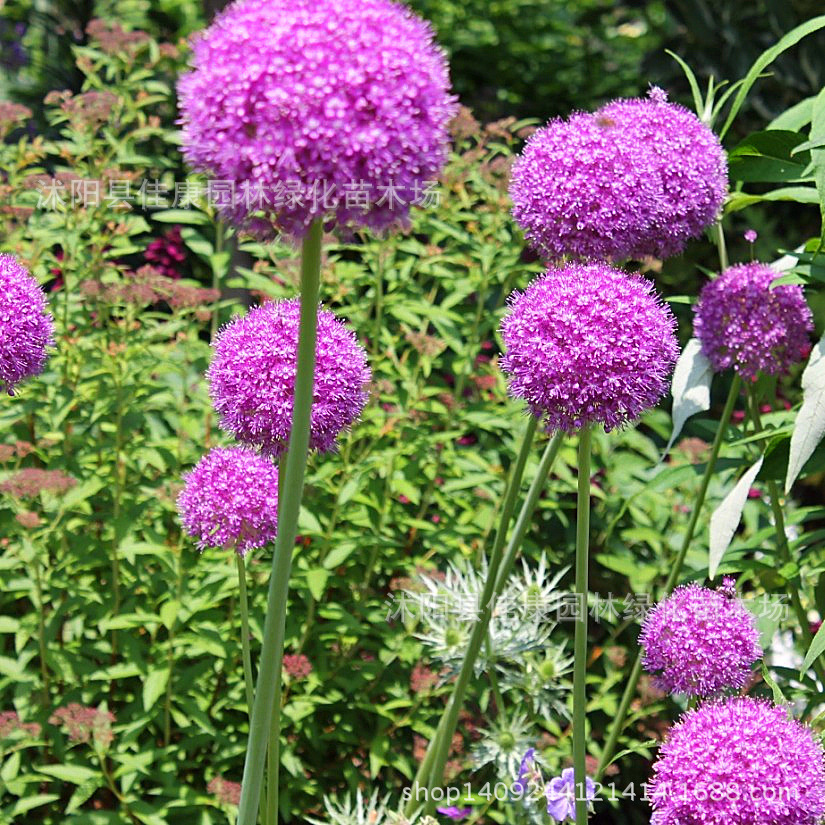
747, 394, 825, 686
236, 554, 254, 716
236, 219, 323, 825
211, 219, 225, 342
406, 417, 538, 807
713, 221, 728, 271
596, 374, 741, 778
573, 427, 592, 824
32, 553, 50, 702
410, 428, 564, 816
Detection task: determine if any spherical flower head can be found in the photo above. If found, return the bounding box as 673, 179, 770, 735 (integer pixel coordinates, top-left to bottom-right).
207, 299, 371, 456
177, 0, 457, 237
509, 88, 727, 262
500, 263, 679, 433
0, 254, 54, 395
509, 110, 662, 261
649, 696, 825, 825
639, 583, 762, 697
694, 262, 813, 381
596, 87, 728, 259
177, 446, 280, 555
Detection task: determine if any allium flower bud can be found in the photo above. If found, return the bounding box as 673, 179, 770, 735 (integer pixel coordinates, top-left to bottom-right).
177, 446, 280, 555
0, 254, 54, 395
649, 696, 825, 825
694, 262, 813, 381
178, 0, 457, 237
509, 88, 727, 262
207, 299, 371, 456
500, 263, 679, 433
639, 583, 762, 697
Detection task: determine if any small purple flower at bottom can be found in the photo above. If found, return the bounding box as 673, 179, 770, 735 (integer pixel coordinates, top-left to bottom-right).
436, 806, 473, 820
513, 747, 537, 794
546, 768, 596, 822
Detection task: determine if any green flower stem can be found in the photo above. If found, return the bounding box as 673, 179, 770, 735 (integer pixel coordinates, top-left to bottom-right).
410, 427, 564, 816
212, 219, 225, 342
573, 426, 592, 824
746, 394, 825, 686
713, 221, 728, 271
236, 219, 323, 825
405, 416, 537, 807
236, 554, 254, 716
596, 373, 741, 779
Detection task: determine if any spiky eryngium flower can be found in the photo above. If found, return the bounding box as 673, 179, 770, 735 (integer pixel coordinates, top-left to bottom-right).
306, 789, 432, 825
472, 712, 535, 776
500, 645, 574, 721
408, 555, 564, 677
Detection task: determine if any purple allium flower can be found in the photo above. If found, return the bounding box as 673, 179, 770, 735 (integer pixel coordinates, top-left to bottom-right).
595, 88, 727, 259
500, 263, 679, 433
639, 583, 762, 697
545, 767, 596, 822
649, 696, 825, 825
510, 88, 726, 262
178, 0, 457, 237
744, 229, 758, 244
694, 262, 813, 381
0, 254, 54, 395
437, 806, 473, 820
177, 446, 279, 555
207, 299, 371, 456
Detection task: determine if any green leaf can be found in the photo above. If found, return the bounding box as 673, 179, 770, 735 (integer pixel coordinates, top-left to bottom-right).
153, 209, 211, 226
719, 15, 825, 138
305, 568, 330, 601
725, 186, 820, 213
802, 621, 825, 674
9, 795, 60, 816
786, 335, 825, 492
768, 96, 815, 131
143, 668, 170, 712
728, 130, 811, 183
708, 456, 764, 579
665, 51, 704, 116
38, 764, 99, 785
809, 86, 825, 248
761, 661, 787, 705
66, 779, 101, 814
666, 338, 713, 455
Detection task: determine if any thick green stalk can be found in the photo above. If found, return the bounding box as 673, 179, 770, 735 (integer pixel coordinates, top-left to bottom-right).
596, 374, 741, 778
236, 219, 323, 825
411, 429, 564, 815
406, 417, 538, 806
236, 554, 254, 716
573, 427, 592, 824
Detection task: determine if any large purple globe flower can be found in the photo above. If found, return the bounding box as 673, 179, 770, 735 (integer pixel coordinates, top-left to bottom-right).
208, 299, 371, 456
500, 263, 679, 433
649, 696, 825, 825
177, 446, 280, 555
639, 583, 762, 697
178, 0, 457, 237
694, 262, 813, 381
597, 88, 728, 259
0, 254, 54, 395
509, 88, 727, 262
